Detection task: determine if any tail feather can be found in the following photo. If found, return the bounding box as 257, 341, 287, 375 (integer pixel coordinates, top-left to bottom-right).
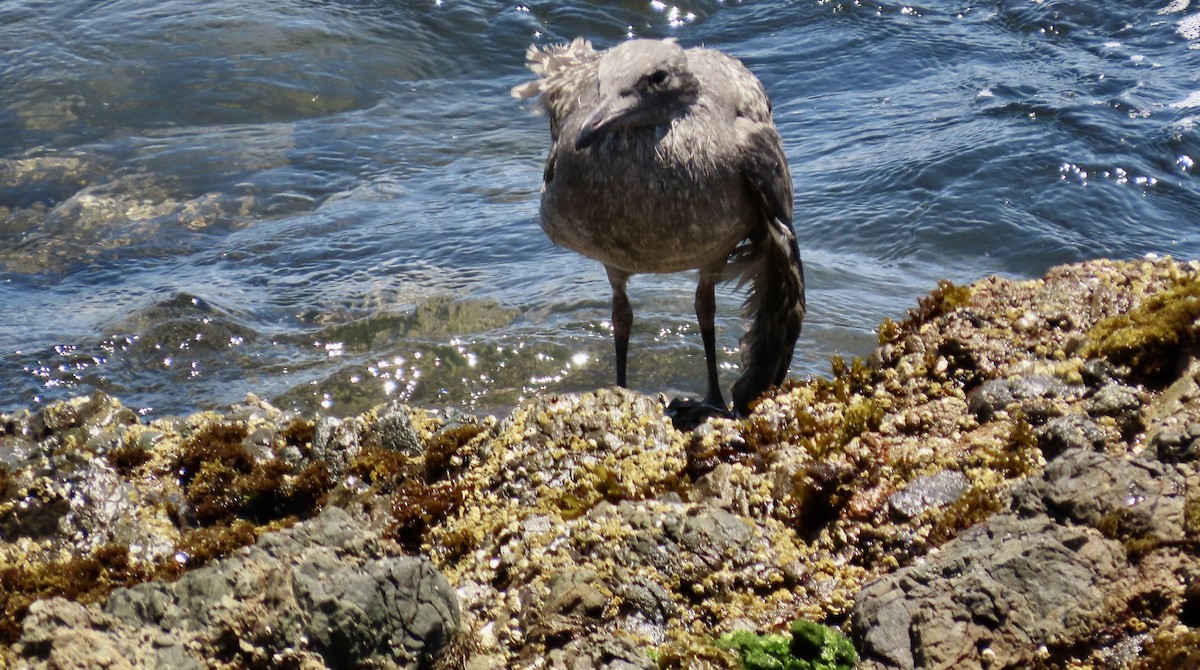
729, 216, 805, 415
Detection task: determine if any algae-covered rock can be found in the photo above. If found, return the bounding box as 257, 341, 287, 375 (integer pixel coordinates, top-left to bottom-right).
15, 507, 459, 669
5, 257, 1200, 669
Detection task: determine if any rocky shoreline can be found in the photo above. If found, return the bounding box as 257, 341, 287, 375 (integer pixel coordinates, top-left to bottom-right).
2, 257, 1198, 669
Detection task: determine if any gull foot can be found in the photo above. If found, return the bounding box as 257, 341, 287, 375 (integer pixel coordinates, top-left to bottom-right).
665, 397, 734, 431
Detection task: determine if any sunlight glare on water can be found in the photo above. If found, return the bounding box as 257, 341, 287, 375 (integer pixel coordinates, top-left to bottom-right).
2, 0, 1199, 418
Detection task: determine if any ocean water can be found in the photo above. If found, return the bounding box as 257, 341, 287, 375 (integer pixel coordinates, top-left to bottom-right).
2, 0, 1199, 420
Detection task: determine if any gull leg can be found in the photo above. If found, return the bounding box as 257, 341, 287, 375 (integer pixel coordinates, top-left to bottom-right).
695, 278, 726, 408
607, 267, 632, 388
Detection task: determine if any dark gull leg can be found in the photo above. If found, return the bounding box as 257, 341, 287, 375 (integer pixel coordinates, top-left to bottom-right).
606, 267, 632, 388
695, 278, 726, 408
665, 273, 734, 430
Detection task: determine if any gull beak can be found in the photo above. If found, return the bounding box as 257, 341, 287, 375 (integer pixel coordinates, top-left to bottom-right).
575, 96, 637, 150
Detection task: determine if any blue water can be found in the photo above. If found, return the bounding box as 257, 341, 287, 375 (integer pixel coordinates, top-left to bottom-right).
2, 0, 1199, 419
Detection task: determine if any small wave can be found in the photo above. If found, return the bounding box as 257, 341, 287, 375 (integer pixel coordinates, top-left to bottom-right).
1176, 11, 1200, 40
1171, 90, 1200, 108
1160, 0, 1192, 15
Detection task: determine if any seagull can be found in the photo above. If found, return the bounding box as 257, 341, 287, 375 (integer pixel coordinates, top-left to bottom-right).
513, 38, 805, 425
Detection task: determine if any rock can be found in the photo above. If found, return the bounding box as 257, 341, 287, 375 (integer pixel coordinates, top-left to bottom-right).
1038, 448, 1187, 544
852, 515, 1126, 670
1035, 413, 1108, 459
7, 257, 1200, 670
1086, 382, 1144, 436
887, 470, 969, 520
16, 598, 153, 670
1150, 421, 1200, 463
16, 507, 460, 669
967, 375, 1071, 422
545, 633, 658, 670
311, 415, 366, 478
295, 554, 459, 665
376, 405, 424, 456
545, 568, 609, 617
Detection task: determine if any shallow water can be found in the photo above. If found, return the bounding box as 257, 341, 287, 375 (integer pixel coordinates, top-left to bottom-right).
2, 0, 1199, 419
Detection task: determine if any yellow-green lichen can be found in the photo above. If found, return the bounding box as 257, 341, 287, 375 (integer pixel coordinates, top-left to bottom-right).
1083, 272, 1200, 384
654, 629, 742, 669
1133, 626, 1200, 669
911, 279, 974, 324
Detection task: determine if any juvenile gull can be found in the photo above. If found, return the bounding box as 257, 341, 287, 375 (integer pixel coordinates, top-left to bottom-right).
513, 38, 805, 421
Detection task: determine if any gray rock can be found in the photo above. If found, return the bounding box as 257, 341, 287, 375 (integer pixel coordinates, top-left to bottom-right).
376, 406, 424, 456
674, 507, 756, 577
1150, 421, 1200, 463
1079, 358, 1122, 387
19, 506, 460, 669
1086, 383, 1143, 434
887, 470, 970, 520
544, 568, 608, 617
1039, 448, 1187, 543
15, 598, 154, 670
1036, 413, 1108, 459
311, 415, 366, 478
852, 515, 1125, 670
967, 375, 1069, 422
545, 634, 658, 670
295, 554, 460, 666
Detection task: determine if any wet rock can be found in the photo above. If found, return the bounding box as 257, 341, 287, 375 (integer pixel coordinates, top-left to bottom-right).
0, 393, 174, 561
967, 374, 1070, 422
30, 391, 138, 441
1036, 413, 1108, 459
852, 515, 1125, 670
311, 415, 366, 479
376, 405, 424, 456
886, 470, 969, 520
0, 151, 105, 209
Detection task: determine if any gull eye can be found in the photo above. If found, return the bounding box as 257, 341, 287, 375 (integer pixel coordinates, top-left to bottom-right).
647, 69, 670, 87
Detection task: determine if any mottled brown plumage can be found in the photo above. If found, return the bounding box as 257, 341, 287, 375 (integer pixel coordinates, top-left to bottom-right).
514, 38, 805, 420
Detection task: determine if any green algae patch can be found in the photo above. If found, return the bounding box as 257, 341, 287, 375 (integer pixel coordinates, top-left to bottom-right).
1083, 272, 1200, 385
716, 621, 857, 670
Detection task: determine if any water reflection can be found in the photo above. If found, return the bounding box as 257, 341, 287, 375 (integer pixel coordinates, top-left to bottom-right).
3, 0, 1200, 418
